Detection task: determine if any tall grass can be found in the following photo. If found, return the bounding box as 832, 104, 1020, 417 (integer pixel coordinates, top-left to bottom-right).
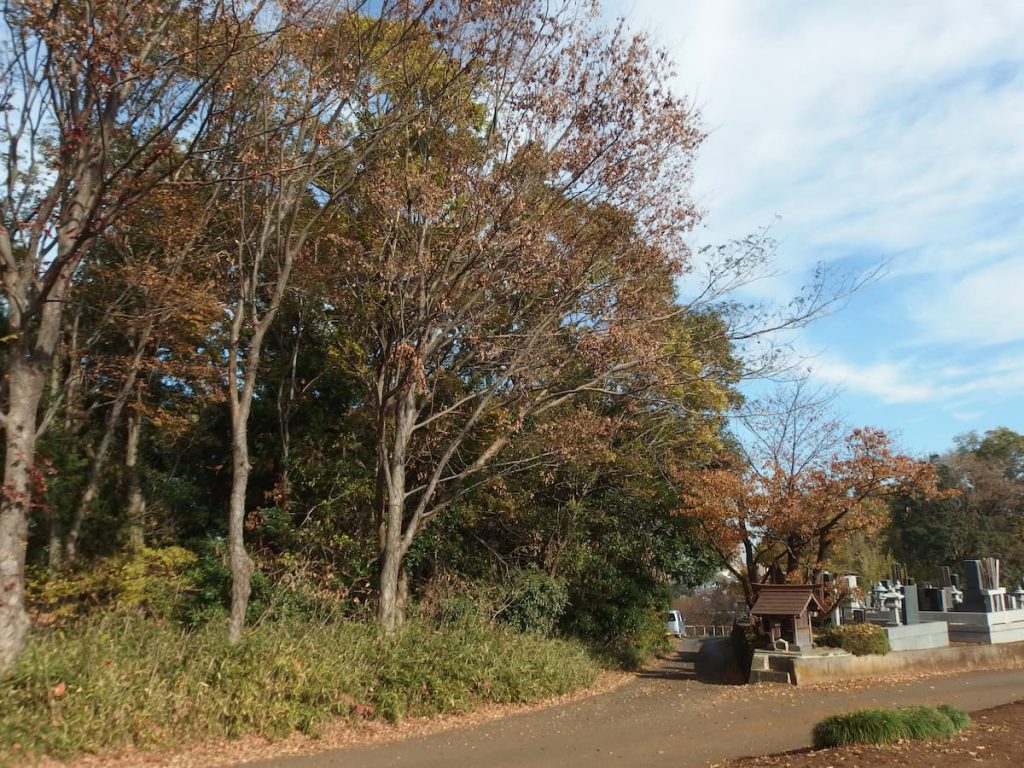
812, 704, 971, 749
0, 615, 600, 761
937, 703, 972, 730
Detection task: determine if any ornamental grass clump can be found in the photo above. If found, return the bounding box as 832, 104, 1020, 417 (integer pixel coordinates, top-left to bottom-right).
938, 703, 972, 730
812, 704, 970, 749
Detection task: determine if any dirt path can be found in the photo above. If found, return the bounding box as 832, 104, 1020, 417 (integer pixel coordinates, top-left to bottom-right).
238, 639, 1024, 768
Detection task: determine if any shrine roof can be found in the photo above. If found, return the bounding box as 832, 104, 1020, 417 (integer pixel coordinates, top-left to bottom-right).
750, 584, 825, 616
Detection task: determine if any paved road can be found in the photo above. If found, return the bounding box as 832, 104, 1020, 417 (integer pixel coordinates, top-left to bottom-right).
242, 640, 1024, 768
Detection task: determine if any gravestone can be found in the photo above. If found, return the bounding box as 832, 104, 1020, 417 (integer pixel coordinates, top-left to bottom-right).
962, 560, 987, 611
920, 586, 947, 612
940, 566, 953, 588
962, 558, 1007, 612
891, 563, 909, 585
901, 584, 920, 625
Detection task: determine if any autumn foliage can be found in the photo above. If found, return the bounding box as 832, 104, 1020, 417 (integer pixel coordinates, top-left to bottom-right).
675, 387, 945, 606
0, 0, 884, 682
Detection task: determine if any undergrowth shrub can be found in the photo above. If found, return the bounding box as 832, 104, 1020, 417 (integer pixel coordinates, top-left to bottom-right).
26, 547, 198, 626
418, 570, 568, 637
812, 704, 970, 748
817, 623, 890, 656
418, 575, 499, 626
176, 538, 232, 627
561, 565, 671, 669
0, 614, 600, 762
500, 569, 568, 636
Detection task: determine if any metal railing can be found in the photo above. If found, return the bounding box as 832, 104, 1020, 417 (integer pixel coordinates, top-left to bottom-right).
682, 624, 732, 638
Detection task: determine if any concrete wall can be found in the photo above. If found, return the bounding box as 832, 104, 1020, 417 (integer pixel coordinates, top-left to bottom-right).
788, 642, 1024, 686
948, 623, 1024, 644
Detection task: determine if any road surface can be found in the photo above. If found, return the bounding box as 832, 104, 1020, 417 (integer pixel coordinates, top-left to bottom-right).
240, 639, 1024, 768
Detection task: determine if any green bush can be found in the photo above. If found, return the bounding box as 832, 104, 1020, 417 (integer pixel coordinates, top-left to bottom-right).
436, 592, 488, 625
817, 623, 890, 656
500, 569, 569, 636
177, 537, 232, 627
560, 559, 672, 669
0, 614, 601, 762
812, 704, 970, 748
419, 570, 568, 637
417, 576, 498, 626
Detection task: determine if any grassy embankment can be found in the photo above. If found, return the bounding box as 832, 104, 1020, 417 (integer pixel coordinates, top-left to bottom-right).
0, 615, 601, 762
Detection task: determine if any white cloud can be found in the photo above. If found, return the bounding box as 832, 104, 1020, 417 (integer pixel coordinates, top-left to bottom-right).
952, 410, 984, 423
806, 351, 1024, 407
615, 1, 1024, 447
908, 258, 1024, 347
623, 0, 1024, 295
808, 356, 938, 404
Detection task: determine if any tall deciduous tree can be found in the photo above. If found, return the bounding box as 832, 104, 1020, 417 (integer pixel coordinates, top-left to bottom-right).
676, 382, 943, 606
331, 3, 706, 632
205, 0, 494, 641
0, 0, 256, 674
888, 427, 1024, 584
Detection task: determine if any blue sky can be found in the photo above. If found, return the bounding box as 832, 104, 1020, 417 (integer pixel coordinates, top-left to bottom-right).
613, 0, 1024, 456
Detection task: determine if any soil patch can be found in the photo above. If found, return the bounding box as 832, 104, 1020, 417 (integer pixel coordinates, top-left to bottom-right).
718, 699, 1024, 768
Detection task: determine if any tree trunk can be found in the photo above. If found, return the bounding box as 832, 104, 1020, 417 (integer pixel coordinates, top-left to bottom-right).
65, 330, 150, 563
227, 406, 254, 643
378, 558, 410, 632
225, 299, 278, 642
124, 395, 146, 553
47, 506, 63, 573
274, 315, 303, 506
0, 235, 83, 672
65, 413, 118, 563
0, 359, 46, 675
742, 537, 757, 607
377, 393, 416, 634
396, 568, 409, 625
812, 529, 833, 585
378, 538, 405, 633
377, 477, 409, 632
786, 535, 802, 579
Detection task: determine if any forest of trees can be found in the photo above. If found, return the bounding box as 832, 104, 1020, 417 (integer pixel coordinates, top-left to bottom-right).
3, 0, 1013, 696
2, 0, 820, 676
888, 427, 1024, 587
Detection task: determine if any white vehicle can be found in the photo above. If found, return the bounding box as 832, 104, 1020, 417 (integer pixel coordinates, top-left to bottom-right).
665, 609, 685, 637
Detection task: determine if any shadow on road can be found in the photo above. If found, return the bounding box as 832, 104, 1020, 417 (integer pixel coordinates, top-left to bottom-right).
636, 638, 745, 685
635, 647, 700, 682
